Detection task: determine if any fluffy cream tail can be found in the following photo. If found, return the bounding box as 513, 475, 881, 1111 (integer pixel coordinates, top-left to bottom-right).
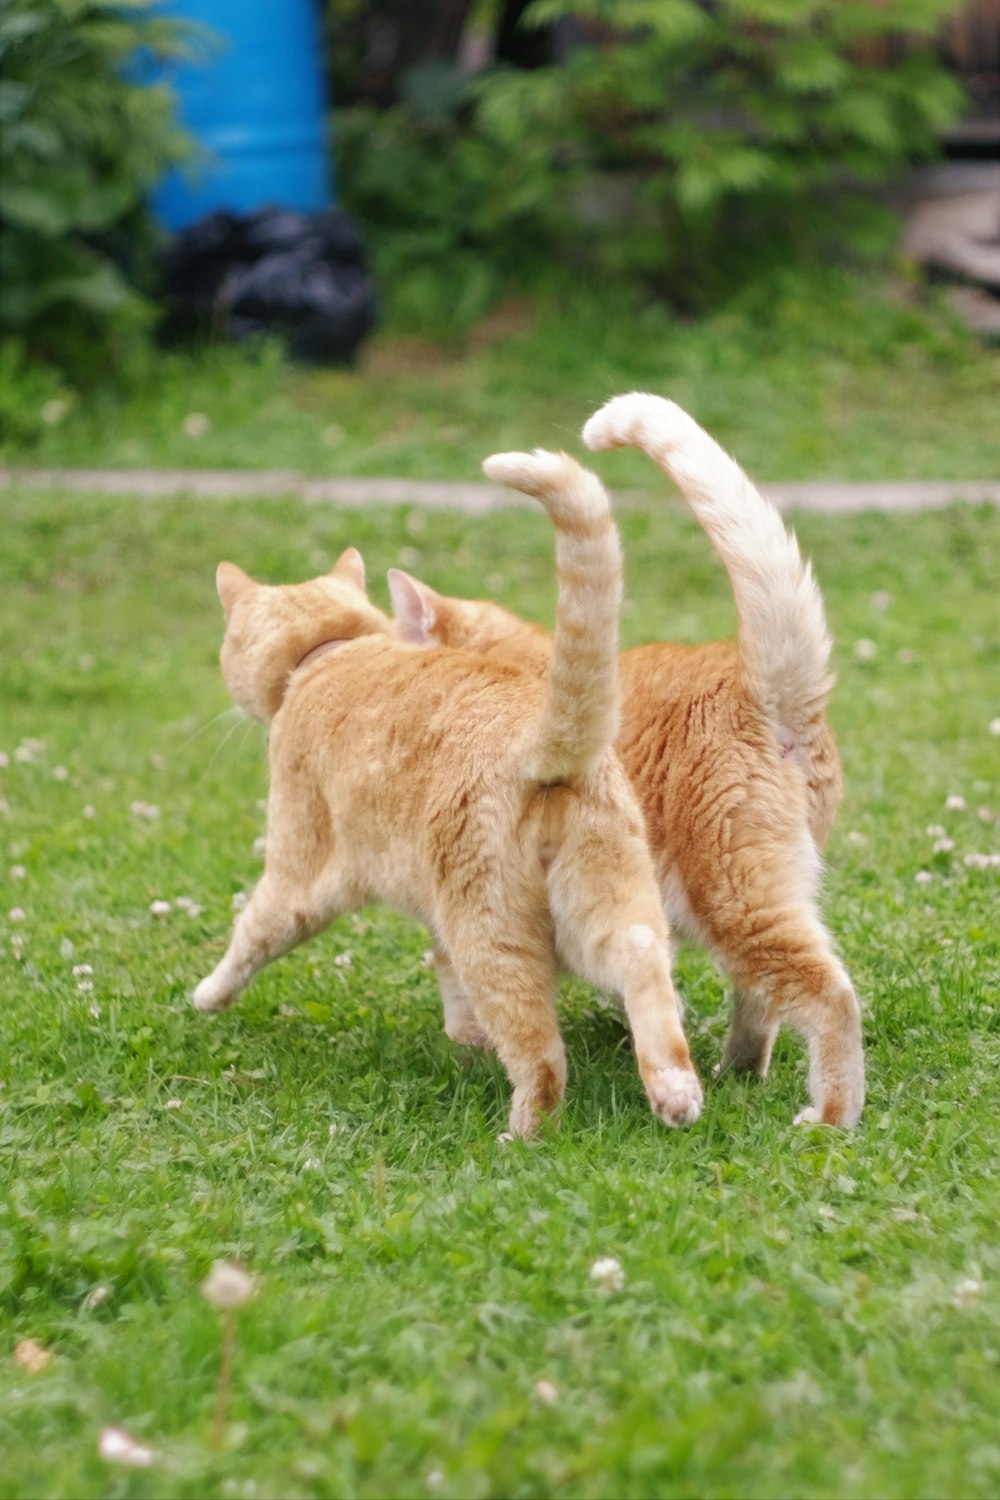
583, 393, 833, 745
483, 450, 622, 781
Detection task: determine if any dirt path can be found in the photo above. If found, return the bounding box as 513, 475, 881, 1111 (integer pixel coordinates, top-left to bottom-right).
2, 466, 999, 515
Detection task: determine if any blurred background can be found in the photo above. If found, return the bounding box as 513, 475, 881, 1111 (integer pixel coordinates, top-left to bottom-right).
1, 0, 998, 473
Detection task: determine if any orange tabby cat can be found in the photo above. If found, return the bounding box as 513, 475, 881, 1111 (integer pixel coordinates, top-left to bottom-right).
388, 394, 864, 1127
192, 448, 702, 1138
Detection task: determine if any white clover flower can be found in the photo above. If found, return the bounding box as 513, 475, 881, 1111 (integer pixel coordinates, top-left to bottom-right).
83, 805, 96, 819
72, 963, 93, 977
590, 1256, 625, 1294
201, 1259, 254, 1310
8, 907, 26, 922
14, 746, 33, 763
149, 899, 172, 916
164, 1098, 183, 1111
98, 1427, 157, 1468
130, 800, 160, 820
869, 590, 894, 611
77, 980, 94, 994
83, 1284, 110, 1310
895, 648, 917, 665
846, 830, 867, 847
977, 806, 996, 825
10, 865, 25, 880
253, 836, 267, 856
932, 838, 955, 854
182, 411, 211, 438
41, 398, 68, 426
59, 938, 74, 959
989, 718, 1000, 737
52, 766, 68, 782
88, 1003, 101, 1019
78, 654, 95, 672
533, 1379, 559, 1405
945, 794, 967, 812
964, 853, 989, 870
853, 639, 877, 662
953, 1277, 982, 1307
333, 952, 352, 969
231, 891, 248, 912
421, 949, 436, 968
926, 825, 946, 839
14, 1338, 51, 1373
914, 870, 933, 885
302, 1157, 323, 1173
0, 751, 8, 768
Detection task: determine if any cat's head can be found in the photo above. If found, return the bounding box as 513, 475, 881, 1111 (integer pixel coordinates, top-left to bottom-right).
216, 548, 391, 723
387, 567, 544, 658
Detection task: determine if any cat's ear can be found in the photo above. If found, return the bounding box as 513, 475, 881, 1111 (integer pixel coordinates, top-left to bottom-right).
388, 568, 440, 645
216, 561, 257, 621
330, 547, 366, 593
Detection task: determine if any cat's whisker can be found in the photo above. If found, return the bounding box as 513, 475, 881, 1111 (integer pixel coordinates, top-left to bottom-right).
178, 706, 243, 753
200, 710, 254, 777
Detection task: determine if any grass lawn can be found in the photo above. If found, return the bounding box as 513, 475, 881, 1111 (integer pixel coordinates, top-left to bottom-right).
1, 475, 998, 1499
5, 271, 1000, 484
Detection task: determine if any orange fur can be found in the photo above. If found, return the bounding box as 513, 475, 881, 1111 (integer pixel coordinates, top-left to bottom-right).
193, 454, 702, 1138
392, 395, 865, 1127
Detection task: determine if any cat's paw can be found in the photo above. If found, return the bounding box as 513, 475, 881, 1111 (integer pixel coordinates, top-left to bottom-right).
649, 1066, 703, 1128
192, 974, 236, 1013
444, 1017, 493, 1051
793, 1106, 823, 1125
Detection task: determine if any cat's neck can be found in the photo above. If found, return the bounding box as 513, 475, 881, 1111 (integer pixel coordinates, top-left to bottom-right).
295, 638, 353, 672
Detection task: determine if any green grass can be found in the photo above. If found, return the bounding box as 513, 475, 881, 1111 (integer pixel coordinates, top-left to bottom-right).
4, 270, 1000, 483
1, 485, 999, 1499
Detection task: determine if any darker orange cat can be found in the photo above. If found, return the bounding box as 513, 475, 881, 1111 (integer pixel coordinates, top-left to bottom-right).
389, 394, 864, 1127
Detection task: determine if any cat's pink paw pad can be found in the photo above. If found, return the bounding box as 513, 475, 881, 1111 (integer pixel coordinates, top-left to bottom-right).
649, 1067, 703, 1128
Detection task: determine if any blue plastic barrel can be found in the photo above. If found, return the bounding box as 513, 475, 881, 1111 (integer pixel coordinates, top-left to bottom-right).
152, 0, 335, 232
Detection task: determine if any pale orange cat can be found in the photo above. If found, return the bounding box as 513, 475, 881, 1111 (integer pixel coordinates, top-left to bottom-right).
193, 448, 702, 1138
388, 395, 864, 1127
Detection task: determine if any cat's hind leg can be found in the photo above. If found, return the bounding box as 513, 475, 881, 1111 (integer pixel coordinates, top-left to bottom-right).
546, 831, 702, 1128
717, 989, 778, 1077
193, 869, 343, 1012
434, 947, 492, 1051
715, 908, 863, 1126
442, 920, 565, 1139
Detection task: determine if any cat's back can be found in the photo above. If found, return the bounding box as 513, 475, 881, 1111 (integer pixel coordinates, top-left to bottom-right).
275, 635, 544, 775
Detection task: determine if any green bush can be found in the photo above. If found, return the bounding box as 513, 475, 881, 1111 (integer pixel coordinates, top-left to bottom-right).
338, 0, 966, 325
0, 0, 198, 387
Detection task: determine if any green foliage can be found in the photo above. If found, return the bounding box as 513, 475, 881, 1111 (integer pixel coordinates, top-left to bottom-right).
338, 0, 966, 324
0, 0, 199, 383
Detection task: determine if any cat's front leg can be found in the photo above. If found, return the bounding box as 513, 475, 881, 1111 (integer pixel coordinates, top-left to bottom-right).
193, 872, 335, 1012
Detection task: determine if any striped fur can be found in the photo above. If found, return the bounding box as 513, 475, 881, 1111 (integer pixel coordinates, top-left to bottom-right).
482, 451, 622, 782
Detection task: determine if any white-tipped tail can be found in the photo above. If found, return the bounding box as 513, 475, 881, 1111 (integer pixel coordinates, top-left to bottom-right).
483, 450, 622, 781
583, 394, 833, 744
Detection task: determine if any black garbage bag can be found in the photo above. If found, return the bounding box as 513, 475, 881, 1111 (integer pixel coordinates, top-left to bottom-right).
160, 207, 378, 364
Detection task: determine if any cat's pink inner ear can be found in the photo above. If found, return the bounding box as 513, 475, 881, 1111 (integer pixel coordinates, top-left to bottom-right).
388, 568, 437, 645
331, 547, 366, 593
216, 561, 257, 619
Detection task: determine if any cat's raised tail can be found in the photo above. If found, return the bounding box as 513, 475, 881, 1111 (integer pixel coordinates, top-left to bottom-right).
483, 450, 622, 782
583, 393, 833, 747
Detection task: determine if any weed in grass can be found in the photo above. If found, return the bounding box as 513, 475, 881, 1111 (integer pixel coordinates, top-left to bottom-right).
0, 488, 998, 1498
